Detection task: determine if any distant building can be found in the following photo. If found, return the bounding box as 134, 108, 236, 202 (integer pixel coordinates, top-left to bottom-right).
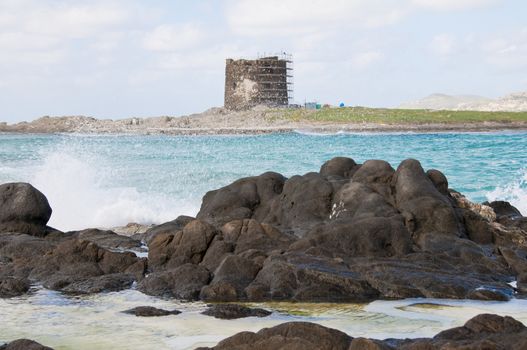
224, 53, 293, 110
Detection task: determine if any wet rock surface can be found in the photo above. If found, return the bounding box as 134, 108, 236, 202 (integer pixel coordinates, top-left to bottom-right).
201, 304, 272, 319
1, 157, 526, 303
122, 306, 181, 317
198, 314, 527, 350
0, 232, 146, 297
0, 339, 54, 350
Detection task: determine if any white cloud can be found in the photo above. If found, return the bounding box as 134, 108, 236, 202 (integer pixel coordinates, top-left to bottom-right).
412, 0, 499, 11
0, 1, 131, 39
429, 34, 456, 56
0, 32, 60, 51
482, 28, 527, 69
349, 51, 383, 68
142, 23, 205, 52
226, 0, 409, 36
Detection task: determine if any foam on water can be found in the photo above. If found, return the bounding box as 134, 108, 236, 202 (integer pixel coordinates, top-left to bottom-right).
1, 288, 527, 349
30, 151, 197, 231
486, 168, 527, 215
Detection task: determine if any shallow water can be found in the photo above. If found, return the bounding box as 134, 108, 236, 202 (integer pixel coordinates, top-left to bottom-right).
1, 287, 527, 349
0, 131, 525, 231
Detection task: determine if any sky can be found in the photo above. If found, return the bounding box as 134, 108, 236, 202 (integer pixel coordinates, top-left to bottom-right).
0, 0, 526, 122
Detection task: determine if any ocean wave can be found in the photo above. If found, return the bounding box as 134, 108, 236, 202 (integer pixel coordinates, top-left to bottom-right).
30, 152, 197, 231
486, 168, 527, 215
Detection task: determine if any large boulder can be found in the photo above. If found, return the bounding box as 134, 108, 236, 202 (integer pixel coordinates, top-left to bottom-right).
0, 183, 52, 236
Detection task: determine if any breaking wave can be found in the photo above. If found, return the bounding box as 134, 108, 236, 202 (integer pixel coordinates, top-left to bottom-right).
30, 152, 198, 231
486, 168, 527, 215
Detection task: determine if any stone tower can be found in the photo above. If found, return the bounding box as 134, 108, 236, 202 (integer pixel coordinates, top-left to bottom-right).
224, 54, 293, 110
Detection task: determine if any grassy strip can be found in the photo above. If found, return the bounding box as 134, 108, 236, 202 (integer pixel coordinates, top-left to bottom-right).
270, 107, 527, 124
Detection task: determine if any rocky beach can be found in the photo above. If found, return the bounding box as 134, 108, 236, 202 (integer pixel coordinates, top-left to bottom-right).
1, 106, 527, 135
1, 157, 527, 348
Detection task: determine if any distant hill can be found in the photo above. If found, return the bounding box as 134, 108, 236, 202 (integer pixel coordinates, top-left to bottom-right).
400, 92, 527, 112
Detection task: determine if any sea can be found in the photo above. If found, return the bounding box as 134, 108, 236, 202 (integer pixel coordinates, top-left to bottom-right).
0, 130, 526, 349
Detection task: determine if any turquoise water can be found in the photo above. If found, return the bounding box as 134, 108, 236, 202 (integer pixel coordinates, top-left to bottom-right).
0, 131, 526, 231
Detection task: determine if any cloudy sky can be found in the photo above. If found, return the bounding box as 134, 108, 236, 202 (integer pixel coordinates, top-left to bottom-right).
0, 0, 526, 122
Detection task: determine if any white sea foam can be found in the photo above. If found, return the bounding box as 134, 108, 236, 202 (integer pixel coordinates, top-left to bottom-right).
30, 152, 199, 231
486, 168, 527, 215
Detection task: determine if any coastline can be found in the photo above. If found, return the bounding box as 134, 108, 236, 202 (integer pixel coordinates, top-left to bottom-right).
2, 107, 527, 135
2, 122, 527, 136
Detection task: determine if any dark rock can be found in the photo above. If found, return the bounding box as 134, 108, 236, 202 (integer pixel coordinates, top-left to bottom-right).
297, 216, 413, 259
60, 273, 135, 294
0, 339, 54, 350
201, 304, 271, 319
122, 306, 181, 317
349, 338, 393, 350
351, 159, 394, 200
329, 181, 397, 221
141, 215, 195, 243
486, 200, 523, 219
221, 219, 294, 255
147, 220, 217, 271
392, 159, 461, 239
518, 272, 527, 293
0, 233, 54, 277
263, 172, 335, 235
428, 314, 527, 349
197, 172, 286, 226
200, 314, 527, 350
200, 236, 234, 271
245, 253, 380, 302
426, 169, 449, 195
30, 238, 145, 292
198, 321, 352, 350
0, 183, 52, 236
200, 255, 261, 301
459, 208, 494, 244
499, 247, 527, 275
69, 229, 142, 251
319, 157, 357, 178
0, 277, 30, 298
138, 263, 210, 299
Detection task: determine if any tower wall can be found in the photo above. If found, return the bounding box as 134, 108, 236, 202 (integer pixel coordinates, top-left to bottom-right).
224, 56, 291, 110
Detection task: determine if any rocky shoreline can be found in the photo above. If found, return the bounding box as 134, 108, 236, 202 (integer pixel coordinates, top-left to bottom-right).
1, 108, 527, 135
1, 157, 527, 348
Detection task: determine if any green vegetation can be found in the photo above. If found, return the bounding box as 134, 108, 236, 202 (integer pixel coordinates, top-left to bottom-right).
272, 107, 527, 124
